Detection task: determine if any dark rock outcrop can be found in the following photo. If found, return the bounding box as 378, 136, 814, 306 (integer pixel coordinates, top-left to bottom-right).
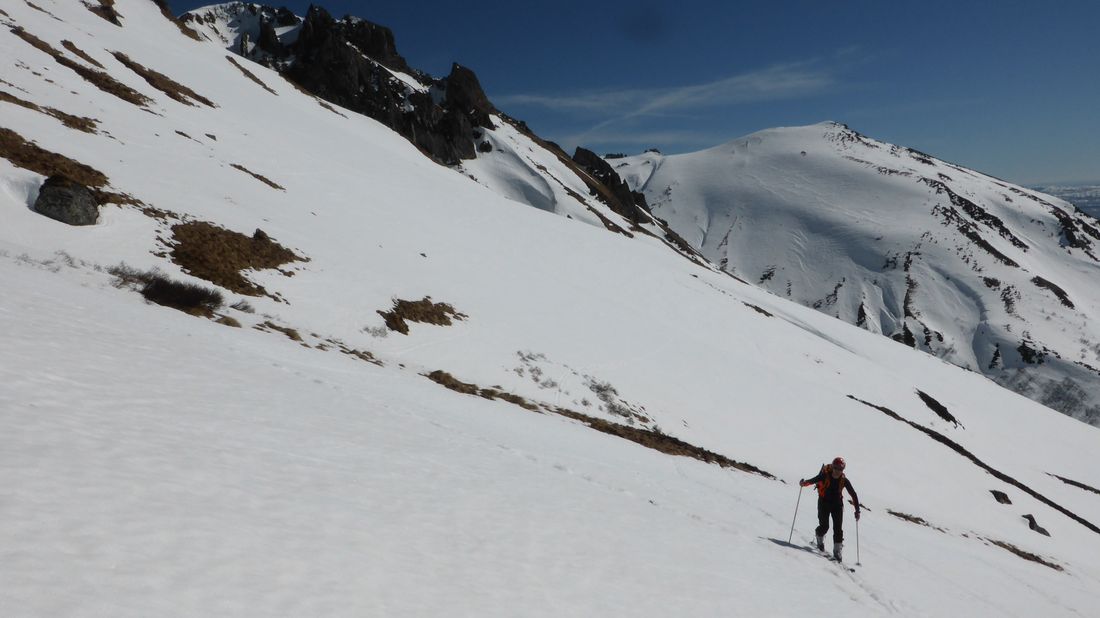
281, 6, 489, 164
342, 17, 410, 73
572, 147, 652, 226
444, 63, 495, 129
990, 489, 1012, 504
255, 18, 288, 58
33, 175, 98, 225
1023, 514, 1051, 536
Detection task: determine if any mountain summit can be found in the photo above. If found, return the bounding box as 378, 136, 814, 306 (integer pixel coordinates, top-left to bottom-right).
615, 122, 1100, 424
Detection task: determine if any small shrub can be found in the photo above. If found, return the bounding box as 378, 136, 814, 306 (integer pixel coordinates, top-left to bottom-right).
231, 299, 255, 313
363, 324, 389, 338
107, 263, 155, 288
141, 275, 224, 315
216, 315, 242, 328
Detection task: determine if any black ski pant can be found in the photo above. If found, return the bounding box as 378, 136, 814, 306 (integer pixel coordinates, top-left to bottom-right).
816, 499, 844, 543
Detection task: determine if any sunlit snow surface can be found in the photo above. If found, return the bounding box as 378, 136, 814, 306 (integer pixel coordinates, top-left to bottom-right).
615, 126, 1100, 424
2, 1, 1100, 616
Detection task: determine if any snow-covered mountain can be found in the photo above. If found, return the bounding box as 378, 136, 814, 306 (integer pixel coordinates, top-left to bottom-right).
2, 1, 1100, 615
181, 2, 700, 264
615, 124, 1100, 425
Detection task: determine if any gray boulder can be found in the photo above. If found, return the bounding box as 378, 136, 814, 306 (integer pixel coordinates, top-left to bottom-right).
33, 176, 98, 226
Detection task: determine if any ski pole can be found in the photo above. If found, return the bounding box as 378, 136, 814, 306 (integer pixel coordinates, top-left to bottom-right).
788, 484, 803, 543
856, 516, 861, 565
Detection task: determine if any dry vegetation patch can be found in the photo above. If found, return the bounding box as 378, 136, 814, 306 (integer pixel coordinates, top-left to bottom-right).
424, 369, 774, 477
230, 163, 284, 190
986, 539, 1063, 571
379, 297, 467, 334
111, 52, 214, 107
0, 90, 98, 133
887, 510, 946, 532
226, 56, 277, 95
215, 315, 241, 327
24, 1, 60, 20
553, 406, 775, 478
12, 28, 152, 107
87, 0, 122, 25
0, 126, 107, 187
1046, 473, 1100, 496
152, 0, 203, 41
109, 264, 224, 316
258, 320, 302, 341
60, 40, 105, 68
169, 222, 304, 295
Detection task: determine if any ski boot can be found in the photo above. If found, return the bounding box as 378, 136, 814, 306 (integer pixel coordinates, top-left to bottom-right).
815, 535, 825, 551
833, 542, 844, 562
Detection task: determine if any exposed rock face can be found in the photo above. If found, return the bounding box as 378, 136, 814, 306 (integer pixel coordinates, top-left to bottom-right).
445, 64, 494, 129
33, 175, 98, 225
255, 19, 287, 58
243, 5, 494, 165
572, 147, 652, 226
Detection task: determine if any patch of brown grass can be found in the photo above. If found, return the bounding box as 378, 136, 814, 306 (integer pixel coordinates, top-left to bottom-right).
225, 56, 277, 95
111, 52, 214, 107
259, 320, 301, 341
986, 539, 1063, 571
0, 126, 107, 187
423, 368, 775, 477
316, 100, 348, 117
152, 0, 204, 41
230, 163, 284, 191
887, 510, 945, 532
61, 40, 105, 68
87, 0, 122, 26
743, 302, 773, 317
215, 315, 242, 328
552, 406, 775, 478
426, 370, 539, 410
379, 297, 466, 335
1046, 473, 1100, 496
0, 89, 98, 133
169, 222, 305, 295
25, 1, 60, 20
12, 29, 152, 107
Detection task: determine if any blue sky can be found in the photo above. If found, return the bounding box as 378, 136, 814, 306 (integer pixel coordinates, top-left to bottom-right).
175, 1, 1100, 184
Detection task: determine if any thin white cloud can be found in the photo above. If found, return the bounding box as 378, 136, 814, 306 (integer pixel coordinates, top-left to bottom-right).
496, 62, 834, 116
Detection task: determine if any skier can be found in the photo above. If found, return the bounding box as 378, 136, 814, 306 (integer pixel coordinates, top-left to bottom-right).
800, 456, 860, 561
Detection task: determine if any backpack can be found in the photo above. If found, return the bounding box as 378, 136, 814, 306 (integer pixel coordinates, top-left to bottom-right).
816, 463, 845, 498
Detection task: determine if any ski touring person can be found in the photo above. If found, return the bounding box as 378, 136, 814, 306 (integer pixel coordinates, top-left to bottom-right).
800, 456, 860, 561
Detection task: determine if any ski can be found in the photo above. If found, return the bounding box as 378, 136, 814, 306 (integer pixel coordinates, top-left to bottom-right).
810, 545, 856, 572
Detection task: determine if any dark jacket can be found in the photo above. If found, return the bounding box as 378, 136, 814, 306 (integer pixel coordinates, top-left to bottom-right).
805, 465, 860, 509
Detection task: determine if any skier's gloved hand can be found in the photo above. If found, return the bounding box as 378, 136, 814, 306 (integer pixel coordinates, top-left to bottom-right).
799, 479, 808, 487
855, 509, 861, 520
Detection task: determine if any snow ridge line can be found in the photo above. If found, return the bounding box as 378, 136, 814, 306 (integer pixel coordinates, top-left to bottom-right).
847, 395, 1100, 536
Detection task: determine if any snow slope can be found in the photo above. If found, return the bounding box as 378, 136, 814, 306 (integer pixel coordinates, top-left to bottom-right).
615, 123, 1100, 425
2, 2, 1100, 615
182, 2, 697, 263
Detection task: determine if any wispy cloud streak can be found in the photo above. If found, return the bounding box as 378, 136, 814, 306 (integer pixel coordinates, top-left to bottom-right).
496, 62, 834, 116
